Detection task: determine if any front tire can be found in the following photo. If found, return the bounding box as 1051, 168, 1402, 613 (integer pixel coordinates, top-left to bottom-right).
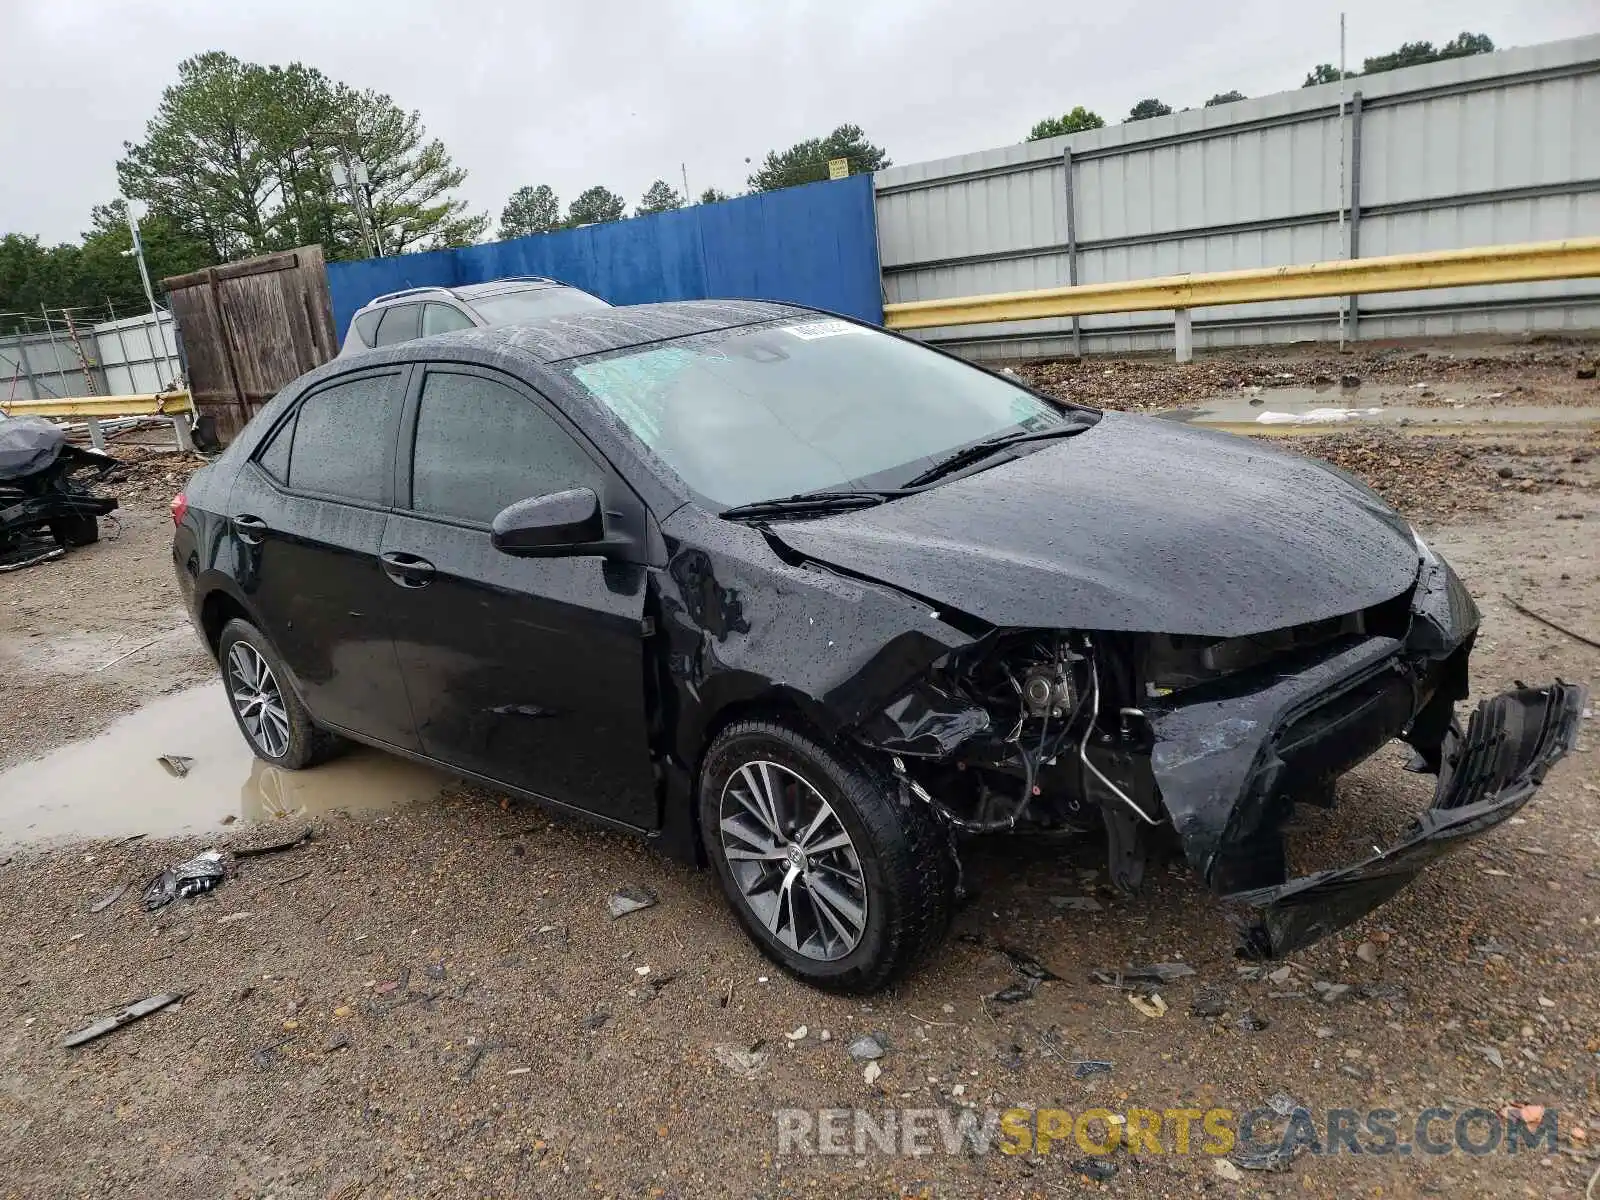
217, 618, 341, 769
699, 718, 957, 993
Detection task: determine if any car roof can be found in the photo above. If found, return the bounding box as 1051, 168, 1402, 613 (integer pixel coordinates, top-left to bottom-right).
452, 278, 566, 300
424, 299, 808, 364
355, 277, 570, 311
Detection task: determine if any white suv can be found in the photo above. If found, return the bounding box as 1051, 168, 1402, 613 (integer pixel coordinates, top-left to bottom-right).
338, 277, 611, 357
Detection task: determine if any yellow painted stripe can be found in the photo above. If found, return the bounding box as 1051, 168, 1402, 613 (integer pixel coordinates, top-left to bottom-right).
883, 237, 1600, 330
0, 390, 195, 419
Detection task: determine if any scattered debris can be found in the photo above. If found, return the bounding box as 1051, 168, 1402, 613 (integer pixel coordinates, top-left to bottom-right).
1091, 962, 1195, 986
1267, 965, 1293, 985
711, 1042, 770, 1079
231, 823, 311, 858
1235, 1011, 1270, 1032
785, 1025, 808, 1042
89, 883, 128, 914
1475, 1044, 1506, 1070
1069, 1158, 1117, 1182
1232, 1143, 1295, 1172
1071, 1060, 1113, 1079
216, 912, 251, 924
325, 1032, 350, 1052
156, 754, 193, 778
1506, 596, 1600, 650
863, 1061, 882, 1086
1127, 992, 1168, 1019
424, 963, 446, 982
1267, 1093, 1301, 1118
1123, 962, 1195, 983
583, 1011, 609, 1031
606, 885, 658, 919
1212, 1157, 1244, 1183
141, 850, 225, 910
997, 944, 1061, 982
1355, 941, 1380, 964
1190, 987, 1228, 1018
848, 1034, 886, 1062
988, 981, 1036, 1005
61, 991, 185, 1048
1312, 981, 1352, 1004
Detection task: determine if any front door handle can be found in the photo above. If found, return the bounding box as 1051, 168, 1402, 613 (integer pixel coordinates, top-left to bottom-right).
380, 551, 436, 588
231, 514, 268, 545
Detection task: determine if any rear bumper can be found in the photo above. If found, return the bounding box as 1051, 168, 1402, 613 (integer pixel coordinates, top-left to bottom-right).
1228, 681, 1587, 957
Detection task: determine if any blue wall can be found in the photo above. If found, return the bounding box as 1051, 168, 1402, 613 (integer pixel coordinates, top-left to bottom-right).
325, 174, 882, 341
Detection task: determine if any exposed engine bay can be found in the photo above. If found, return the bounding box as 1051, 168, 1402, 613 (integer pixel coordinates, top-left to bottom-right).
854, 554, 1587, 959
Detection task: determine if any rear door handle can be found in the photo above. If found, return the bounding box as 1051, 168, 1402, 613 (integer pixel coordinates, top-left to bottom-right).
231, 514, 268, 544
380, 551, 436, 588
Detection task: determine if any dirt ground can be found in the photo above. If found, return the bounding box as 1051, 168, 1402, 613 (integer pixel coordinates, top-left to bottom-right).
0, 345, 1597, 1199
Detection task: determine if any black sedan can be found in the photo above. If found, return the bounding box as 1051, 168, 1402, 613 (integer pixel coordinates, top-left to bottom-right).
172, 301, 1585, 992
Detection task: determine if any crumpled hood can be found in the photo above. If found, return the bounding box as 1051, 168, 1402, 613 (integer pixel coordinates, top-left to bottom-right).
768, 412, 1420, 637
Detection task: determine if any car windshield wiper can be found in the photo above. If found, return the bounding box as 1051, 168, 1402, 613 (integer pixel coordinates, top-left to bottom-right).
901, 420, 1094, 489
719, 490, 907, 521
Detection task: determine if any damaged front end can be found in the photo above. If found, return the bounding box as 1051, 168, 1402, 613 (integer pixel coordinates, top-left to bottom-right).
852, 543, 1587, 958
0, 417, 118, 571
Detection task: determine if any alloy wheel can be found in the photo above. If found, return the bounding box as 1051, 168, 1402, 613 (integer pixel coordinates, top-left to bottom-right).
227, 641, 291, 759
718, 760, 868, 961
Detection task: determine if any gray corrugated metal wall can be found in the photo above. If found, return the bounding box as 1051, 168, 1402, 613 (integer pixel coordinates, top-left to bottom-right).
875, 35, 1600, 360
0, 311, 182, 402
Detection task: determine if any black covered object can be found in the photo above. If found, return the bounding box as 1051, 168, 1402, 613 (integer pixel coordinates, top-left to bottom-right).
0, 417, 67, 481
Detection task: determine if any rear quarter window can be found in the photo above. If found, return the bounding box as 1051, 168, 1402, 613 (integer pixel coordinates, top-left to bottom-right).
350, 310, 383, 349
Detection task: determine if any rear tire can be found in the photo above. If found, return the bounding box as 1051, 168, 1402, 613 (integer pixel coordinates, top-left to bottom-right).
699, 717, 957, 993
217, 618, 343, 769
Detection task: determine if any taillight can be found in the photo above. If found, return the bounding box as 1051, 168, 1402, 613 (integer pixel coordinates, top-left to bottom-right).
171, 493, 188, 526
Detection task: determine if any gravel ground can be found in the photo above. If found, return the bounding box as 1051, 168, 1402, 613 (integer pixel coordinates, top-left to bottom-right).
1, 353, 1598, 1199
1016, 339, 1600, 413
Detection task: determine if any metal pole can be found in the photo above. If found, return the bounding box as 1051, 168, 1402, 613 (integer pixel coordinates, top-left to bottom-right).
40, 307, 63, 397
1337, 11, 1348, 349
1062, 147, 1082, 357
1346, 91, 1365, 342
681, 162, 690, 204
16, 339, 39, 401
127, 209, 161, 321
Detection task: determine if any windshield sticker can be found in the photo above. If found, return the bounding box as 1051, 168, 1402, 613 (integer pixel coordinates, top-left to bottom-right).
783, 319, 866, 341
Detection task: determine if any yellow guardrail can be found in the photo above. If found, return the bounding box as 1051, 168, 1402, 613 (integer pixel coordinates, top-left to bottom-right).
882, 237, 1600, 336
0, 389, 195, 420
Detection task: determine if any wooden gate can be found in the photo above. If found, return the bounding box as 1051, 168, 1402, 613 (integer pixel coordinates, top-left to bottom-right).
163, 246, 337, 440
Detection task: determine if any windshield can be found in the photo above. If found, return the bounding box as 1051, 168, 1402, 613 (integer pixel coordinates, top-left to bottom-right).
563, 317, 1077, 508
468, 287, 611, 324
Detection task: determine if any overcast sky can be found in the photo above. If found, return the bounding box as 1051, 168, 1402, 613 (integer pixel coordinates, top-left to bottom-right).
4, 0, 1595, 245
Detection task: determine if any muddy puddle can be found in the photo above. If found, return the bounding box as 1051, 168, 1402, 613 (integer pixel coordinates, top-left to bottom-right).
0, 683, 454, 847
1166, 383, 1600, 433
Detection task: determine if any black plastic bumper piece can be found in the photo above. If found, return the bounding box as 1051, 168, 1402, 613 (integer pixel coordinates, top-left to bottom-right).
1227, 680, 1588, 959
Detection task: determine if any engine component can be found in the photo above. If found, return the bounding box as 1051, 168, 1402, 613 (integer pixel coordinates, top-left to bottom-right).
1021, 662, 1075, 718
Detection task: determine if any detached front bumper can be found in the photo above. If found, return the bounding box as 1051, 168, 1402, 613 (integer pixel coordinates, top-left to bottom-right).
1142, 545, 1585, 958
1228, 680, 1586, 957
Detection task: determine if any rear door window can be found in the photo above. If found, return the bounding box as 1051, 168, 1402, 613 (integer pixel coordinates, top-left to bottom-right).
285, 373, 403, 505
409, 370, 603, 525
374, 304, 422, 347
421, 303, 474, 337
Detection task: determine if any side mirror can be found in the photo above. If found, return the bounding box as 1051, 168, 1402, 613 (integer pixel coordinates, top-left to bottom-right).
491, 488, 605, 556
